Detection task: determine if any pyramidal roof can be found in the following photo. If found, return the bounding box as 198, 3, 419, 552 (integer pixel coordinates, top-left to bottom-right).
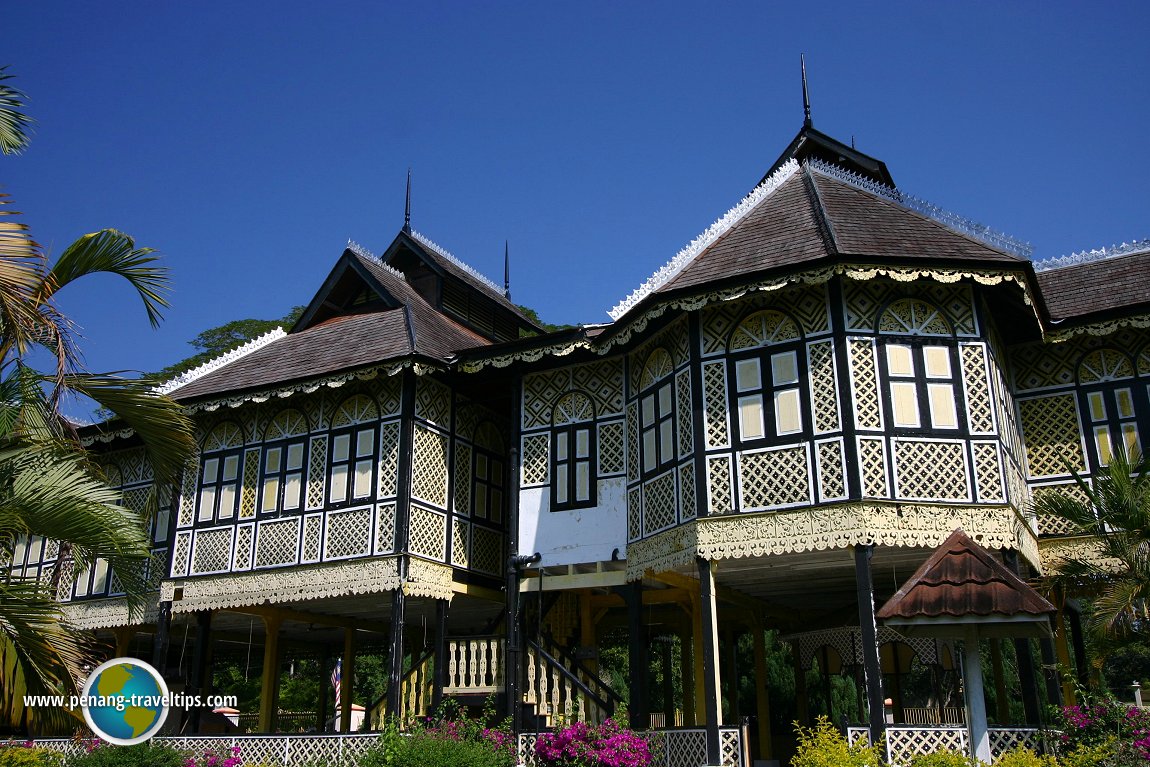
607, 156, 1031, 321
876, 529, 1055, 625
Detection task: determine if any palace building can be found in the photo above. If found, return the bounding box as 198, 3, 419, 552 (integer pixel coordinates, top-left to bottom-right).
8, 115, 1150, 766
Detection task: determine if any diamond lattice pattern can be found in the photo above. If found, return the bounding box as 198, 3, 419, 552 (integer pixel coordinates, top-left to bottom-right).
739, 447, 810, 508
894, 440, 968, 501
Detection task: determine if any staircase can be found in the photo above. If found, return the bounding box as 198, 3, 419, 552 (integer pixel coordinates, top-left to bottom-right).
376, 633, 619, 728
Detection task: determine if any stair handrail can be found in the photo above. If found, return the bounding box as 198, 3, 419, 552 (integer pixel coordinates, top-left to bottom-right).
541, 633, 624, 708
526, 638, 615, 717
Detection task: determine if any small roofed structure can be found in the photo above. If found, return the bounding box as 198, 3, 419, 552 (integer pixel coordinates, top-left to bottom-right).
878, 529, 1055, 763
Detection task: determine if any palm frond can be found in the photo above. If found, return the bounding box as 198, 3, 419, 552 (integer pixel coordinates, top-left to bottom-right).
0, 67, 34, 155
42, 229, 168, 327
0, 196, 53, 364
60, 373, 195, 486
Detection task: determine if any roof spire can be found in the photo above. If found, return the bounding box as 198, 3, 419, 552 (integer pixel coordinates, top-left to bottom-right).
801, 53, 812, 128
403, 167, 412, 233
503, 240, 511, 299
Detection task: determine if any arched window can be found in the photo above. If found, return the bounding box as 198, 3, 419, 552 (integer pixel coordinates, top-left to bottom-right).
259, 409, 309, 514
552, 392, 596, 510
1077, 349, 1141, 466
197, 422, 244, 524
877, 300, 961, 432
726, 311, 806, 444
638, 349, 676, 477
328, 395, 380, 506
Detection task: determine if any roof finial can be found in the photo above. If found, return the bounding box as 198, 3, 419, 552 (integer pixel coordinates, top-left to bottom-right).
403, 167, 412, 233
503, 240, 511, 299
801, 53, 812, 128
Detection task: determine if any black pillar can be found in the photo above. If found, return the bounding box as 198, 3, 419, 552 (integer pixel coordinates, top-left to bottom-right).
1004, 551, 1043, 724
317, 645, 330, 732
187, 611, 212, 732
152, 600, 172, 675
854, 544, 886, 743
661, 638, 674, 724
697, 557, 722, 767
1040, 637, 1063, 706
432, 599, 450, 711
625, 581, 649, 730
1068, 606, 1090, 691
387, 585, 407, 716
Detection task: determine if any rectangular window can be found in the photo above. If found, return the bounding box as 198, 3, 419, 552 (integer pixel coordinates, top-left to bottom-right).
887, 345, 915, 377
553, 424, 595, 510
1087, 391, 1107, 422
735, 358, 761, 392
774, 389, 802, 435
1122, 423, 1140, 460
738, 395, 765, 440
1116, 388, 1136, 419
327, 427, 376, 506
923, 346, 952, 378
891, 382, 921, 428
927, 383, 959, 429
771, 351, 799, 386
1095, 426, 1114, 466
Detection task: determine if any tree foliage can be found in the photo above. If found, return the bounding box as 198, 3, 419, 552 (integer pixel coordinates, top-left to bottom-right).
154, 306, 304, 383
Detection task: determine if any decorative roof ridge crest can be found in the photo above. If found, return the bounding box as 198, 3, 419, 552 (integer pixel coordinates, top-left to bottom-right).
806, 157, 1033, 259
606, 158, 801, 321
1033, 239, 1150, 273
154, 327, 287, 395
346, 239, 374, 260
409, 230, 504, 295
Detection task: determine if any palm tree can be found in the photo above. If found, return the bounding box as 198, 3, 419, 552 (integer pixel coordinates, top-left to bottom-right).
0, 70, 195, 733
1036, 448, 1150, 641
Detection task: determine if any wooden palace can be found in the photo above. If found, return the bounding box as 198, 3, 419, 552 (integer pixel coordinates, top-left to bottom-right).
8, 116, 1150, 765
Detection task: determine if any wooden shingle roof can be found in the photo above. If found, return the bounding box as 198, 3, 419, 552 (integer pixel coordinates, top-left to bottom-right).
163, 248, 488, 402
1036, 250, 1150, 324
656, 161, 1026, 300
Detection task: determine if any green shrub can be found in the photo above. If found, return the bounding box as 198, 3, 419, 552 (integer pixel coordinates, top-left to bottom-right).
907, 751, 978, 767
993, 748, 1057, 767
66, 743, 186, 767
0, 745, 65, 767
791, 716, 883, 767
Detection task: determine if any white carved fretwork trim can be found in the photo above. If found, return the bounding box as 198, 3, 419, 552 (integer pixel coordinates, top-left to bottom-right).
60, 597, 160, 631
162, 556, 401, 613
410, 230, 504, 296
404, 558, 455, 601
625, 502, 1037, 580
154, 328, 286, 395
608, 159, 801, 320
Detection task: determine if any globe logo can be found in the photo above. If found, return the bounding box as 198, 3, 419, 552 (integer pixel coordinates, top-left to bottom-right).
81, 658, 169, 745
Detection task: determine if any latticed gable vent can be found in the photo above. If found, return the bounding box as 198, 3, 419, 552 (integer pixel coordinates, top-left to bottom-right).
442, 280, 506, 340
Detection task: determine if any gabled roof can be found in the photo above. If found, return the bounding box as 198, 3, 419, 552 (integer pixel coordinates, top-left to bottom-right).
163, 246, 488, 402
1035, 247, 1150, 325
384, 230, 542, 330
876, 529, 1055, 625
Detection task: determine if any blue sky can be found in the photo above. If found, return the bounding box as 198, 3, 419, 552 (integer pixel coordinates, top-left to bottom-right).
4, 2, 1148, 398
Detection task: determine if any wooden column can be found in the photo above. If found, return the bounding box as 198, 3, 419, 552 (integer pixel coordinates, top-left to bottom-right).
681, 627, 696, 725
854, 544, 886, 744
1054, 607, 1076, 706
1005, 551, 1042, 724
1039, 637, 1063, 706
341, 627, 356, 732
152, 600, 172, 675
317, 646, 330, 732
660, 638, 674, 724
692, 593, 706, 725
724, 630, 740, 721
188, 611, 212, 733
820, 645, 836, 723
697, 557, 722, 767
386, 587, 407, 717
990, 640, 1009, 724
431, 599, 450, 712
792, 642, 809, 727
751, 623, 773, 760
258, 615, 282, 733
113, 627, 134, 657
625, 581, 649, 729
1067, 606, 1091, 691
580, 591, 598, 675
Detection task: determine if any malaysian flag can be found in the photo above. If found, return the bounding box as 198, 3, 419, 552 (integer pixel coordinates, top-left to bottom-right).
331, 659, 341, 704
